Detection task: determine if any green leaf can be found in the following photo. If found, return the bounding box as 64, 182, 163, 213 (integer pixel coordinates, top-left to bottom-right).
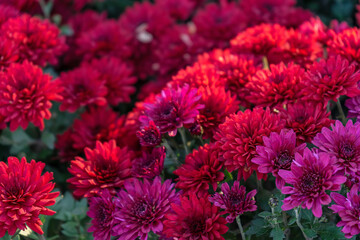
258, 211, 272, 218
303, 228, 317, 238
288, 217, 296, 226
41, 131, 56, 149
270, 227, 284, 240
317, 224, 346, 240
61, 222, 78, 237
224, 169, 233, 182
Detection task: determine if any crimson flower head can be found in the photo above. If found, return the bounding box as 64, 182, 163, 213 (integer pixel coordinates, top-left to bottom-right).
132, 147, 165, 179
0, 61, 62, 131
163, 193, 228, 239
209, 181, 257, 223
328, 28, 360, 63
0, 37, 19, 70
214, 107, 284, 180
0, 157, 59, 237
252, 129, 306, 189
140, 84, 204, 136
87, 190, 115, 240
313, 120, 360, 174
330, 186, 360, 239
68, 140, 132, 198
114, 177, 179, 240
303, 56, 360, 103
136, 120, 162, 147
1, 14, 67, 66
279, 148, 346, 217
59, 66, 107, 112
0, 4, 19, 27
174, 144, 224, 196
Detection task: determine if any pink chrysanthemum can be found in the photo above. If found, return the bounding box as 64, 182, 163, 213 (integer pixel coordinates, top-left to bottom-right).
140, 84, 203, 136
252, 129, 306, 189
113, 177, 179, 240
136, 120, 162, 147
132, 147, 165, 179
345, 96, 360, 121
0, 157, 59, 237
313, 120, 360, 174
87, 190, 115, 240
330, 186, 360, 239
214, 107, 284, 180
68, 140, 132, 198
0, 61, 62, 131
174, 144, 224, 196
209, 181, 257, 223
279, 148, 346, 217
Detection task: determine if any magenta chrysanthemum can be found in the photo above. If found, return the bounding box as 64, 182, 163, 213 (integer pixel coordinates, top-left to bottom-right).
131, 147, 165, 179
252, 129, 306, 189
209, 181, 257, 223
113, 177, 179, 240
279, 148, 346, 217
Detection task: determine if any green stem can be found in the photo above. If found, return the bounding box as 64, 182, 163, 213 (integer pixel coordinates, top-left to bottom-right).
10, 229, 20, 240
256, 178, 263, 191
335, 99, 346, 124
163, 139, 180, 166
179, 128, 190, 155
295, 208, 311, 240
236, 215, 246, 240
282, 212, 291, 240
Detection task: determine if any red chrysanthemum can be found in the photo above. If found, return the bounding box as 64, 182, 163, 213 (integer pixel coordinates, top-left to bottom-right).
0, 157, 59, 237
1, 14, 67, 66
0, 37, 19, 70
246, 63, 306, 108
163, 193, 228, 239
0, 61, 62, 131
132, 147, 165, 179
303, 56, 360, 103
58, 65, 107, 112
0, 4, 19, 27
154, 0, 195, 21
68, 140, 132, 198
136, 120, 162, 147
280, 101, 333, 144
328, 28, 360, 63
214, 107, 285, 180
174, 144, 224, 196
0, 0, 37, 12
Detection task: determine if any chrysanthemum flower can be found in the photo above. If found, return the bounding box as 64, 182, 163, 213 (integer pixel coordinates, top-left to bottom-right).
1, 14, 67, 66
252, 129, 306, 189
279, 148, 346, 217
58, 66, 107, 112
214, 107, 284, 180
68, 140, 132, 198
0, 0, 37, 12
140, 84, 203, 136
114, 177, 179, 240
209, 181, 257, 223
155, 0, 195, 20
0, 4, 19, 27
330, 186, 360, 239
303, 56, 360, 103
345, 96, 360, 121
0, 157, 59, 237
280, 101, 332, 144
246, 63, 306, 108
313, 120, 360, 174
132, 147, 165, 179
174, 144, 224, 196
0, 61, 62, 131
0, 37, 18, 70
136, 120, 162, 147
196, 85, 239, 139
88, 190, 115, 240
163, 193, 228, 239
328, 28, 360, 63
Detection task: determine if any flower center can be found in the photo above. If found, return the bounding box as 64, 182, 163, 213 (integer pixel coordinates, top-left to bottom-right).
275, 151, 293, 169
227, 191, 245, 206
340, 143, 355, 160
143, 130, 159, 144
187, 218, 206, 235
300, 172, 321, 194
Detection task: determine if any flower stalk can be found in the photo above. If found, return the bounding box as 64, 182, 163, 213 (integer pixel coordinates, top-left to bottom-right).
236, 215, 246, 240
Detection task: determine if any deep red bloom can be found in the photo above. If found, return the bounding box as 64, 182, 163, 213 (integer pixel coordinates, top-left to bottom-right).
140, 84, 203, 136
0, 61, 62, 131
209, 181, 257, 223
1, 15, 67, 66
174, 144, 224, 196
0, 157, 59, 237
246, 63, 306, 108
328, 28, 360, 63
163, 193, 228, 239
279, 148, 346, 217
0, 4, 19, 27
303, 56, 360, 103
58, 66, 107, 112
280, 101, 332, 144
136, 120, 162, 147
330, 186, 360, 239
0, 37, 19, 70
214, 107, 285, 180
0, 0, 37, 11
132, 147, 165, 179
55, 128, 80, 163
68, 140, 132, 198
252, 129, 306, 189
155, 0, 195, 20
87, 190, 115, 240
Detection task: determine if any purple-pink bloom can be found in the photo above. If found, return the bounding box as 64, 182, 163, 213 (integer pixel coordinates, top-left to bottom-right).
136, 120, 162, 147
345, 96, 360, 121
312, 120, 360, 174
278, 148, 346, 218
208, 181, 257, 223
330, 186, 360, 239
113, 177, 179, 240
132, 147, 165, 179
87, 190, 115, 240
140, 84, 204, 136
252, 129, 306, 189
